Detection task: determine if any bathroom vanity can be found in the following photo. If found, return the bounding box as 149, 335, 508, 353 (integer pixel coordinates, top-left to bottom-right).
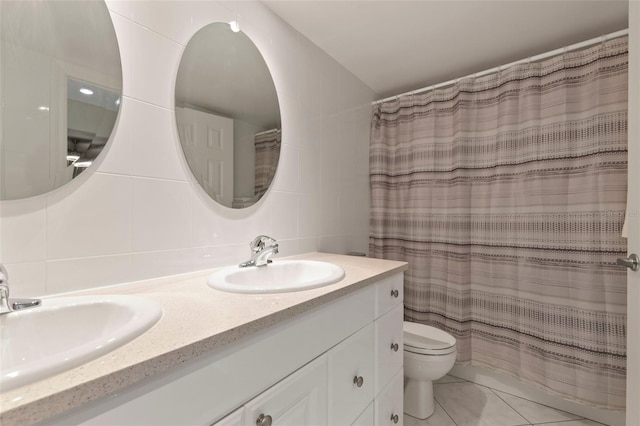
0, 253, 406, 426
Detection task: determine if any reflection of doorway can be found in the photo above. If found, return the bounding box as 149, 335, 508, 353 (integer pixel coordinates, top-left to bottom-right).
63, 77, 119, 180
176, 107, 234, 207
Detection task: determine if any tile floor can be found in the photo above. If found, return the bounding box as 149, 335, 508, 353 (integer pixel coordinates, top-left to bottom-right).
404, 375, 607, 426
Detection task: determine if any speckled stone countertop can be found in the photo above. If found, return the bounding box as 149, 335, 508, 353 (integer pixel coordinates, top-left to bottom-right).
0, 253, 407, 425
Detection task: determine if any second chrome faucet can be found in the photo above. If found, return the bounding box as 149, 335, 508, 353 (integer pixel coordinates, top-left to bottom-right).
0, 263, 41, 315
239, 235, 279, 268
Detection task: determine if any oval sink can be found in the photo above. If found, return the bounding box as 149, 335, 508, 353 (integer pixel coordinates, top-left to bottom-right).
207, 260, 345, 294
0, 295, 162, 392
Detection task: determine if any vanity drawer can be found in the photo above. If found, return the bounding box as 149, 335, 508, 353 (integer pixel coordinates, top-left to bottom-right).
211, 407, 243, 426
375, 303, 404, 393
328, 323, 375, 425
375, 273, 403, 318
375, 369, 404, 426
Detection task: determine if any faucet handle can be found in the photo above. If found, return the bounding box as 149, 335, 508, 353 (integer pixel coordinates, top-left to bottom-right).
249, 235, 277, 252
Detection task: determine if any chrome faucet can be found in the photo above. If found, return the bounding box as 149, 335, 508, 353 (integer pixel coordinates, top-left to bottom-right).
239, 235, 279, 268
0, 263, 42, 315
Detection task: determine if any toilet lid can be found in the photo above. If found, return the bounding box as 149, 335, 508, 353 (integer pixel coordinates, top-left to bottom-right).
403, 321, 456, 353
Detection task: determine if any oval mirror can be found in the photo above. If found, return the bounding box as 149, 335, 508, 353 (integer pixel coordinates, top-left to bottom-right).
0, 1, 122, 200
175, 22, 281, 209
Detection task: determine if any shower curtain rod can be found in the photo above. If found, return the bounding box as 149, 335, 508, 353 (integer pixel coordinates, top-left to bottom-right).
372, 28, 629, 105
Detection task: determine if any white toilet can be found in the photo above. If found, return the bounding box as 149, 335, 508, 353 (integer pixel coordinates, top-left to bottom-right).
403, 321, 457, 419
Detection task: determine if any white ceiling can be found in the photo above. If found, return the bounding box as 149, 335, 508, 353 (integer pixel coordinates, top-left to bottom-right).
262, 0, 629, 98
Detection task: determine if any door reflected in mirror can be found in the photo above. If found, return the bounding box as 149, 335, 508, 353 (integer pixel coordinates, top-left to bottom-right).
0, 0, 122, 200
175, 22, 281, 209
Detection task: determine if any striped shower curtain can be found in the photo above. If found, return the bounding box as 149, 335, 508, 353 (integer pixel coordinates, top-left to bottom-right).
254, 130, 281, 197
369, 37, 628, 409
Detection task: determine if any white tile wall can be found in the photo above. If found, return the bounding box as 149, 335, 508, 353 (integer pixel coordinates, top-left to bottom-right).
0, 197, 47, 264
47, 255, 132, 295
3, 262, 46, 298
128, 99, 189, 181
132, 178, 192, 252
129, 25, 183, 109
46, 173, 133, 260
0, 0, 376, 297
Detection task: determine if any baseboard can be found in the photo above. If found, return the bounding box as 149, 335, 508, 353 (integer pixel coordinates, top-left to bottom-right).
449, 365, 626, 426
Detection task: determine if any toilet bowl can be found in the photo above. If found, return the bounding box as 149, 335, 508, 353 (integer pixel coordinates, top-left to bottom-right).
403, 321, 457, 419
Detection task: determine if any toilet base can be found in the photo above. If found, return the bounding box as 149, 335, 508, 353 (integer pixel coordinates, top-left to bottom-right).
404, 377, 435, 419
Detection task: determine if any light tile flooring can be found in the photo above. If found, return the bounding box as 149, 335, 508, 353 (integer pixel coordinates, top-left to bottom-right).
404, 375, 606, 426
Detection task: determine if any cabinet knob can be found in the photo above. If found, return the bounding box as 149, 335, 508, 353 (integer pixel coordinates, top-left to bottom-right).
256, 414, 272, 426
390, 289, 399, 298
390, 413, 399, 424
353, 375, 364, 387
390, 342, 399, 352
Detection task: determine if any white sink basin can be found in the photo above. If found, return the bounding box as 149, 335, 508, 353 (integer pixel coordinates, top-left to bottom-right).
207, 260, 345, 294
0, 295, 162, 392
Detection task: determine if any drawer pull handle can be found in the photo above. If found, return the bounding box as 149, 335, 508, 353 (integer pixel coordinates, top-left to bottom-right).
353, 375, 364, 387
256, 414, 272, 426
391, 289, 399, 298
390, 342, 399, 352
391, 413, 399, 424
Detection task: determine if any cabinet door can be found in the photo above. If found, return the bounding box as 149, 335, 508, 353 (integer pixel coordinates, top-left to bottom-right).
376, 303, 404, 393
376, 273, 403, 318
375, 369, 403, 426
351, 401, 374, 426
328, 323, 375, 425
243, 355, 327, 426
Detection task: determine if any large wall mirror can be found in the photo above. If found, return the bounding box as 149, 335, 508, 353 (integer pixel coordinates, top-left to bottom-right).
0, 0, 122, 200
175, 22, 281, 209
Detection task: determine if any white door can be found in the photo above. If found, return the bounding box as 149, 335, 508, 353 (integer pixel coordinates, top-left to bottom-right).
626, 2, 640, 424
176, 107, 233, 207
243, 355, 328, 426
328, 323, 375, 425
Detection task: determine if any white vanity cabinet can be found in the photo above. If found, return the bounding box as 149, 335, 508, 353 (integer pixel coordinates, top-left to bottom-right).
244, 355, 327, 426
375, 370, 404, 426
372, 274, 404, 426
324, 272, 404, 426
328, 323, 376, 424
223, 355, 329, 426
58, 272, 404, 426
352, 402, 375, 426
